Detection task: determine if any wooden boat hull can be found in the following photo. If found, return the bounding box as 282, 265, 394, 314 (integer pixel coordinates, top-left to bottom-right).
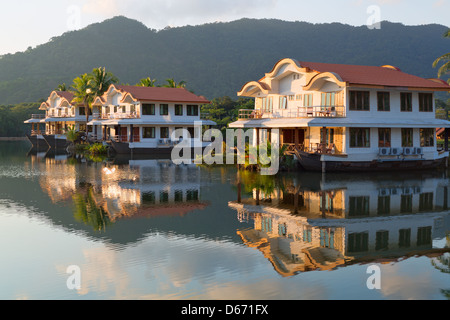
110, 140, 206, 159
110, 140, 173, 155
296, 151, 447, 172
43, 135, 69, 149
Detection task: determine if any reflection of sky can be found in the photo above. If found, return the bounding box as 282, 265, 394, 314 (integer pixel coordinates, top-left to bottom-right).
1, 200, 448, 300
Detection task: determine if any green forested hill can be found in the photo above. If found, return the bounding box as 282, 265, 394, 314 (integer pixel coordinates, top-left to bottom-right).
0, 16, 449, 105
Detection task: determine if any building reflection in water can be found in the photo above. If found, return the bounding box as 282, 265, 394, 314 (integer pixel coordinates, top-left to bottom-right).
28, 150, 208, 230
229, 170, 450, 277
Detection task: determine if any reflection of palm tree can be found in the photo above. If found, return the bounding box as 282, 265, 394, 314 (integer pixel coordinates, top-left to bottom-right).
73, 186, 111, 231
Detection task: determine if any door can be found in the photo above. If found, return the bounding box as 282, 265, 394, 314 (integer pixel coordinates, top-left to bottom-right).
133, 127, 140, 142
120, 127, 128, 142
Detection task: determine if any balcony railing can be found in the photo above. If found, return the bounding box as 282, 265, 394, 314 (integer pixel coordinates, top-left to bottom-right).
31, 114, 46, 120
238, 106, 346, 120
47, 112, 75, 118
96, 112, 140, 120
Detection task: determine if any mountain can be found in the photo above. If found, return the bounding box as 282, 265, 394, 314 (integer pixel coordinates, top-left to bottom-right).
0, 16, 448, 105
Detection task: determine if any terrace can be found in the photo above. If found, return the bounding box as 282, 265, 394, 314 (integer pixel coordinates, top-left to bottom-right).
238, 106, 346, 120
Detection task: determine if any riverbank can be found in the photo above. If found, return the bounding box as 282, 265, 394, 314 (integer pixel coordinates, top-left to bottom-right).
0, 137, 28, 141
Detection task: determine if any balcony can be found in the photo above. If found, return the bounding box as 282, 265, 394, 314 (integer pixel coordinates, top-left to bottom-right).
96, 112, 140, 120
47, 111, 75, 118
31, 114, 45, 120
238, 106, 346, 120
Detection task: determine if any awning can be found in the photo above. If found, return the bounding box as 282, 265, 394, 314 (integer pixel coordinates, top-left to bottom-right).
44, 117, 77, 123
229, 117, 450, 129
24, 119, 45, 124
87, 119, 217, 126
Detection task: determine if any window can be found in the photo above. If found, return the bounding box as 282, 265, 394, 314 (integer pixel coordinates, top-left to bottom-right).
187, 190, 199, 201
261, 217, 272, 233
160, 191, 169, 203
401, 129, 413, 147
349, 196, 370, 217
378, 128, 391, 148
187, 127, 195, 139
175, 104, 183, 116
142, 192, 155, 204
78, 107, 86, 116
143, 127, 155, 139
377, 92, 390, 111
378, 196, 391, 215
419, 93, 433, 112
321, 92, 336, 107
398, 229, 411, 248
348, 232, 369, 253
304, 94, 313, 107
187, 105, 199, 116
349, 91, 370, 111
174, 190, 183, 202
420, 129, 435, 147
401, 92, 412, 112
160, 127, 169, 139
142, 104, 155, 115
350, 128, 370, 148
375, 231, 389, 251
401, 195, 413, 213
279, 96, 287, 110
417, 226, 432, 246
160, 104, 169, 116
419, 192, 433, 211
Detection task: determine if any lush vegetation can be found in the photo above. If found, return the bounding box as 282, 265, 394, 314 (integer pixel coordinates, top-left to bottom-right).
0, 102, 42, 137
0, 17, 449, 105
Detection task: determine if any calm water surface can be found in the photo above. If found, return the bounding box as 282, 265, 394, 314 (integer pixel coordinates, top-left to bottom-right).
0, 141, 449, 300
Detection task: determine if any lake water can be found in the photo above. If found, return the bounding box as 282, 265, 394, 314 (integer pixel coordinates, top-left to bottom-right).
0, 141, 449, 300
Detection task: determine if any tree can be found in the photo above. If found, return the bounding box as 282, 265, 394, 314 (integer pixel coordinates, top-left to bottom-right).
71, 73, 95, 126
137, 77, 158, 87
163, 78, 186, 88
90, 67, 119, 97
433, 29, 450, 84
56, 83, 68, 91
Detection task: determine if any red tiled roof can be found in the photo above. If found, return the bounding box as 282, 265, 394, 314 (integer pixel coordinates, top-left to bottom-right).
115, 85, 210, 104
55, 91, 75, 102
299, 61, 450, 90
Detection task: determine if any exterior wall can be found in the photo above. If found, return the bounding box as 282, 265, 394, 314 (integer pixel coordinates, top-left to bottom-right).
345, 87, 436, 122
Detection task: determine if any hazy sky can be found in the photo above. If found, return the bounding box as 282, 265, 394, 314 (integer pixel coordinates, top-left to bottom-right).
0, 0, 448, 55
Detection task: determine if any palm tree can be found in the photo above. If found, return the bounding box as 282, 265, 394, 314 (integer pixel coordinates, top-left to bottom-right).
137, 77, 158, 87
163, 78, 187, 88
56, 83, 68, 91
90, 67, 119, 97
71, 73, 95, 126
433, 29, 450, 84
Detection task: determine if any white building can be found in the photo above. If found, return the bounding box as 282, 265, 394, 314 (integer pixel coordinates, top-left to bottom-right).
88, 84, 216, 155
229, 58, 450, 172
25, 91, 89, 149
